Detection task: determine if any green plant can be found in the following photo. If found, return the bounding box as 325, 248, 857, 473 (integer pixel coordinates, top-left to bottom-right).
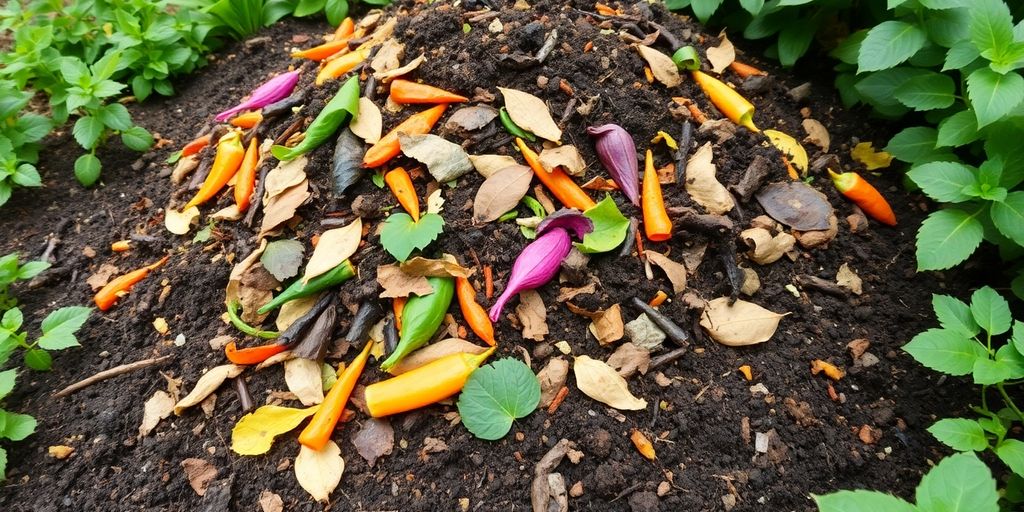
0, 368, 38, 480
0, 253, 49, 310
0, 85, 49, 207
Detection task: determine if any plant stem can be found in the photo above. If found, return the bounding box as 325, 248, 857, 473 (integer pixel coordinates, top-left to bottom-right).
997, 383, 1024, 422
982, 384, 989, 412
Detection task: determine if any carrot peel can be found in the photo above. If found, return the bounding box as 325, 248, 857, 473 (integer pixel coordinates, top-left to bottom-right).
641, 150, 672, 242
516, 137, 595, 211
94, 256, 169, 311
298, 340, 374, 450
384, 167, 420, 220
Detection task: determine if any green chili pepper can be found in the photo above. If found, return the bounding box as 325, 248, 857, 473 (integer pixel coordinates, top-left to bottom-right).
227, 300, 280, 339
271, 76, 361, 161
498, 210, 519, 222
672, 46, 701, 71
380, 276, 454, 371
257, 260, 356, 314
499, 107, 536, 142
521, 196, 546, 217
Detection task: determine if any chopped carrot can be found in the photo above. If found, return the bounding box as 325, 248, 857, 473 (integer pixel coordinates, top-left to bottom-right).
385, 167, 420, 220
483, 265, 493, 299
333, 17, 354, 40
364, 105, 448, 168
738, 365, 753, 381
641, 150, 672, 242
229, 111, 262, 129
389, 79, 468, 104
393, 297, 407, 331
516, 138, 595, 211
648, 290, 668, 307
630, 430, 656, 460
315, 47, 370, 86
729, 61, 766, 79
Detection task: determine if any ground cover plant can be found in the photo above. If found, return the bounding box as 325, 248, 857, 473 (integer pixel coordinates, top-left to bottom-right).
0, 0, 1011, 510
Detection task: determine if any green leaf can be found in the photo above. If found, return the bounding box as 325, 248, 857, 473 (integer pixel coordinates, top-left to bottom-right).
457, 358, 540, 440
858, 21, 928, 73
915, 208, 984, 271
920, 0, 968, 8
0, 447, 6, 481
23, 348, 51, 371
970, 286, 1011, 335
74, 153, 101, 187
0, 369, 16, 401
690, 0, 724, 23
967, 67, 1024, 128
906, 161, 977, 203
894, 72, 956, 110
324, 0, 348, 26
916, 452, 999, 512
812, 490, 916, 512
969, 0, 1015, 58
0, 411, 35, 441
379, 212, 445, 262
1013, 320, 1024, 357
293, 0, 327, 17
936, 109, 980, 147
738, 0, 764, 15
260, 239, 305, 281
271, 76, 359, 161
37, 306, 91, 350
830, 31, 867, 65
72, 115, 103, 150
15, 261, 49, 280
925, 7, 971, 48
933, 294, 980, 337
97, 103, 132, 131
995, 343, 1024, 378
886, 127, 940, 163
12, 164, 41, 188
997, 439, 1024, 477
121, 126, 153, 152
904, 328, 987, 376
928, 418, 989, 451
854, 68, 928, 114
973, 357, 1014, 384
777, 22, 814, 67
576, 195, 628, 254
991, 191, 1024, 245
2, 308, 23, 331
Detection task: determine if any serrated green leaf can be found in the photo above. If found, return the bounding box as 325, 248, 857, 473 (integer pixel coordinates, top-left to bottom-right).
16, 261, 49, 280
1013, 320, 1024, 356
812, 490, 916, 512
72, 115, 103, 150
74, 153, 101, 187
916, 452, 999, 512
380, 212, 444, 262
260, 239, 305, 281
928, 418, 989, 451
0, 411, 35, 441
777, 22, 814, 67
121, 125, 153, 151
970, 286, 1011, 335
906, 161, 977, 203
23, 348, 51, 371
969, 0, 1015, 58
886, 127, 940, 163
920, 0, 968, 8
925, 7, 971, 48
858, 21, 927, 73
973, 357, 1014, 384
991, 191, 1024, 246
916, 208, 984, 270
933, 294, 980, 337
967, 67, 1024, 128
998, 439, 1024, 477
36, 306, 90, 350
944, 40, 981, 71
995, 344, 1024, 378
97, 103, 132, 131
904, 328, 987, 375
830, 30, 867, 65
12, 164, 41, 188
936, 110, 980, 147
854, 68, 928, 114
894, 73, 956, 110
457, 358, 540, 441
576, 195, 628, 254
0, 369, 15, 401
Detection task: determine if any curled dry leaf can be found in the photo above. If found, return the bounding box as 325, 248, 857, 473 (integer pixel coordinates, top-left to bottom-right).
581, 176, 619, 191
446, 105, 499, 133
351, 418, 394, 467
139, 390, 175, 437
644, 251, 687, 294
400, 255, 473, 278
680, 242, 707, 273
740, 227, 796, 265
276, 293, 321, 331
802, 119, 830, 152
174, 364, 245, 415
539, 145, 586, 177
685, 143, 734, 214
377, 264, 433, 298
165, 206, 200, 235
426, 189, 444, 215
210, 204, 242, 221
793, 213, 838, 249
836, 263, 863, 295
295, 440, 345, 503
264, 157, 308, 200
388, 338, 489, 375
303, 218, 362, 283
374, 53, 426, 83
473, 165, 534, 223
763, 130, 809, 175
634, 45, 682, 87
231, 404, 320, 455
498, 87, 563, 142
469, 154, 519, 178
573, 355, 647, 410
706, 31, 736, 74
587, 304, 623, 345
370, 38, 404, 74
755, 181, 835, 231
741, 267, 760, 296
86, 263, 120, 291
537, 357, 569, 408
285, 358, 325, 406
171, 153, 199, 184
517, 289, 549, 341
398, 133, 473, 183
350, 98, 383, 144
260, 180, 310, 236
606, 342, 650, 378
699, 297, 786, 346
181, 458, 217, 496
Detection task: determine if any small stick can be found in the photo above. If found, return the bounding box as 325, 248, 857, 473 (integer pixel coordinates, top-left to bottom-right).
40, 218, 72, 263
234, 377, 254, 413
610, 482, 645, 503
634, 227, 645, 259
631, 297, 689, 347
796, 275, 849, 297
617, 218, 638, 259
547, 386, 569, 414
644, 21, 683, 51
53, 355, 173, 398
650, 348, 687, 369
674, 120, 692, 184
243, 159, 274, 227
483, 265, 494, 299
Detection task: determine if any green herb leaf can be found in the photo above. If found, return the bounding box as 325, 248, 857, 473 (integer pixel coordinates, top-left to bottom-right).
894, 72, 955, 111
121, 125, 154, 151
457, 358, 540, 441
260, 239, 305, 281
72, 115, 104, 150
936, 110, 980, 148
970, 286, 1011, 335
0, 411, 36, 441
933, 294, 980, 337
927, 418, 989, 451
812, 490, 916, 512
37, 306, 91, 350
915, 208, 984, 271
1013, 321, 1024, 357
858, 21, 927, 73
906, 161, 977, 203
886, 127, 940, 164
371, 171, 385, 188
380, 212, 445, 262
972, 357, 1013, 384
915, 452, 998, 511
943, 40, 980, 71
777, 21, 814, 67
969, 0, 1015, 58
0, 369, 16, 401
690, 0, 724, 23
997, 439, 1024, 477
97, 103, 132, 131
967, 67, 1024, 129
0, 447, 6, 481
995, 344, 1024, 379
904, 328, 987, 376
576, 195, 629, 254
23, 348, 51, 371
74, 153, 102, 187
1, 309, 23, 332
991, 191, 1024, 246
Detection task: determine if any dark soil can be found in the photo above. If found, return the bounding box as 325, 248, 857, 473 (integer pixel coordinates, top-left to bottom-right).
0, 1, 983, 510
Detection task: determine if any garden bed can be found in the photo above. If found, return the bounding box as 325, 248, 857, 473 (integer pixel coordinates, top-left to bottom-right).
0, 1, 982, 510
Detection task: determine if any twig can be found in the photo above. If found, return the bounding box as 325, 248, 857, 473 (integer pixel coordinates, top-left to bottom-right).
53, 355, 173, 398
234, 377, 254, 413
643, 21, 682, 51
795, 275, 849, 297
610, 482, 644, 503
674, 120, 692, 183
650, 348, 687, 369
40, 218, 72, 263
243, 158, 274, 227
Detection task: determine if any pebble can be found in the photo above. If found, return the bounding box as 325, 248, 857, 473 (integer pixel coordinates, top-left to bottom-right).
569, 481, 584, 497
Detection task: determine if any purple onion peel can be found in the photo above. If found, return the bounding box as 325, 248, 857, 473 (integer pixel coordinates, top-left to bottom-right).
587, 124, 639, 206
215, 70, 301, 122
536, 208, 594, 239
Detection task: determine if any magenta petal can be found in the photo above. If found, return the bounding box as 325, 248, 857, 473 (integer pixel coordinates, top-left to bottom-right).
215, 70, 301, 122
587, 124, 639, 206
488, 229, 572, 322
537, 209, 594, 239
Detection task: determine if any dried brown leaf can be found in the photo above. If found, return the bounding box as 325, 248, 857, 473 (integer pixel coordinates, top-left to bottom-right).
498, 87, 563, 142
635, 45, 682, 87
303, 218, 362, 283
374, 53, 425, 83
581, 176, 619, 191
139, 390, 175, 437
399, 133, 473, 183
539, 145, 586, 177
537, 357, 569, 408
699, 297, 786, 346
260, 180, 310, 236
181, 458, 217, 496
174, 365, 245, 415
446, 105, 499, 133
755, 181, 835, 231
351, 418, 394, 467
573, 355, 647, 410
86, 263, 120, 291
370, 38, 404, 74
740, 227, 796, 265
469, 154, 519, 178
802, 119, 830, 152
285, 358, 325, 406
644, 252, 687, 294
606, 342, 650, 378
295, 441, 344, 502
836, 263, 863, 295
685, 143, 734, 214
351, 98, 383, 144
377, 264, 434, 298
259, 491, 284, 512
276, 293, 321, 331
165, 205, 199, 235
400, 256, 473, 278
517, 290, 549, 341
587, 304, 623, 345
706, 31, 736, 74
473, 165, 534, 223
264, 157, 308, 200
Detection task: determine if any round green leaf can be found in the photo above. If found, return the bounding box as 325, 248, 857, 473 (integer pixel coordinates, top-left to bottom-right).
1, 411, 36, 441
457, 358, 540, 441
98, 103, 132, 131
23, 348, 52, 371
997, 439, 1024, 477
576, 195, 629, 254
74, 153, 101, 187
813, 490, 916, 512
928, 418, 989, 451
915, 452, 998, 512
121, 126, 154, 152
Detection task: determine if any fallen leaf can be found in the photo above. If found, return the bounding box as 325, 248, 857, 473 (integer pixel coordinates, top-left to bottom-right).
740, 267, 760, 296
350, 98, 383, 144
295, 440, 345, 503
763, 130, 809, 175
557, 282, 597, 302
606, 342, 650, 378
139, 390, 175, 437
174, 365, 245, 415
285, 358, 325, 406
473, 165, 534, 223
260, 180, 310, 236
261, 239, 305, 281
264, 157, 308, 200
255, 350, 295, 370
755, 181, 835, 231
303, 218, 362, 283
624, 314, 666, 351
811, 360, 845, 381
644, 252, 687, 294
700, 297, 786, 346
516, 290, 548, 341
86, 264, 120, 291
171, 153, 199, 184
469, 154, 520, 178
836, 263, 863, 295
377, 264, 434, 298
581, 176, 619, 191
630, 429, 656, 460
259, 491, 284, 512
685, 143, 734, 214
635, 45, 682, 87
587, 304, 623, 345
850, 142, 892, 170
573, 355, 647, 410
740, 227, 796, 265
165, 206, 200, 235
400, 255, 473, 278
539, 145, 586, 177
181, 458, 217, 496
210, 204, 242, 221
374, 53, 425, 82
537, 357, 569, 408
426, 189, 444, 215
370, 38, 404, 75
446, 105, 499, 133
231, 403, 320, 455
351, 418, 394, 466
399, 133, 473, 183
498, 87, 562, 142
706, 31, 736, 74
388, 338, 489, 375
276, 293, 321, 331
681, 243, 708, 273
793, 214, 838, 249
656, 162, 676, 184
802, 119, 830, 152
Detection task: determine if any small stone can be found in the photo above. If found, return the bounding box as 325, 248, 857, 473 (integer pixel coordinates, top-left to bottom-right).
82, 246, 96, 258
569, 481, 584, 497
537, 75, 549, 88
857, 352, 880, 367
657, 481, 671, 496
48, 445, 75, 459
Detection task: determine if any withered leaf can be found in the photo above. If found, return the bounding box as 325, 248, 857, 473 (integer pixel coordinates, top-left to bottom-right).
755, 181, 834, 231
539, 145, 586, 177
264, 157, 308, 200
398, 133, 473, 183
516, 290, 548, 341
446, 105, 499, 133
473, 165, 534, 223
706, 31, 736, 74
802, 119, 830, 152
181, 458, 217, 496
469, 154, 520, 178
644, 251, 687, 294
165, 206, 199, 235
573, 355, 647, 410
587, 304, 623, 345
685, 143, 734, 214
370, 38, 404, 75
699, 297, 786, 346
350, 98, 383, 144
260, 180, 310, 236
285, 358, 325, 406
741, 227, 796, 265
537, 357, 569, 408
295, 441, 344, 502
139, 390, 175, 437
276, 294, 321, 331
635, 45, 682, 87
606, 342, 650, 378
86, 263, 120, 291
498, 87, 562, 142
836, 263, 863, 295
763, 130, 809, 175
303, 218, 362, 283
351, 418, 394, 467
377, 264, 434, 298
400, 255, 473, 278
261, 239, 305, 281
374, 53, 425, 83
174, 364, 245, 415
